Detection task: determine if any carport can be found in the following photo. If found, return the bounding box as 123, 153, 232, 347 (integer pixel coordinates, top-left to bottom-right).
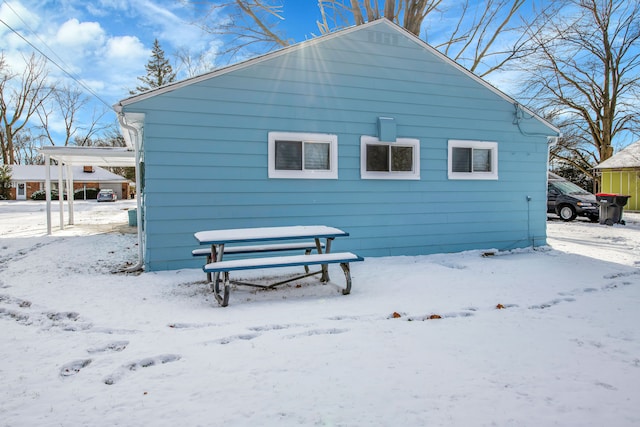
38, 146, 142, 273
36, 113, 146, 270
38, 146, 137, 233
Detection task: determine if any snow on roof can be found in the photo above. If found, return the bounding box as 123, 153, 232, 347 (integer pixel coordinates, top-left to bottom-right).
8, 165, 128, 182
596, 140, 640, 169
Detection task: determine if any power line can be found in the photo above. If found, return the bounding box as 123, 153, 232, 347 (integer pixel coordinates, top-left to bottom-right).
0, 2, 114, 110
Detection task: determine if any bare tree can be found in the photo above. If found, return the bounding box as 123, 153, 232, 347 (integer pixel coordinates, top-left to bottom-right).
180, 0, 290, 62
37, 84, 110, 147
317, 0, 442, 36
186, 0, 540, 77
0, 53, 53, 165
174, 46, 218, 78
83, 121, 126, 148
13, 129, 43, 165
522, 0, 640, 178
435, 0, 544, 77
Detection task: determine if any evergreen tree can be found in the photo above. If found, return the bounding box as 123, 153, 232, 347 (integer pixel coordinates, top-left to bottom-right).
130, 39, 176, 95
0, 164, 12, 200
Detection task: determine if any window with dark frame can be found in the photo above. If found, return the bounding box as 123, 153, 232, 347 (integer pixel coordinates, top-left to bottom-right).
448, 140, 498, 180
268, 132, 338, 179
360, 136, 420, 180
365, 144, 415, 172
275, 140, 330, 171
452, 147, 492, 173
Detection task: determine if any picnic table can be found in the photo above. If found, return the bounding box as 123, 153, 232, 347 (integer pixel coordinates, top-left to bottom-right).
193, 225, 363, 306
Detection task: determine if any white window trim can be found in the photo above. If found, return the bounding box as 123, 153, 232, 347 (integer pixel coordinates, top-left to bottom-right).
360, 135, 420, 180
268, 131, 338, 179
448, 139, 498, 180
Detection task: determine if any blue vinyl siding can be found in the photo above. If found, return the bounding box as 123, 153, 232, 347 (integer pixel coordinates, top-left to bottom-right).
121, 20, 556, 271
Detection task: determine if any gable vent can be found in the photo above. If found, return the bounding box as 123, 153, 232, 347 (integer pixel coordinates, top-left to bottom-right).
367, 31, 399, 46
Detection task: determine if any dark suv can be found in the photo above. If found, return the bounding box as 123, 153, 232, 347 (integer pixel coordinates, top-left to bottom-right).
547, 173, 599, 222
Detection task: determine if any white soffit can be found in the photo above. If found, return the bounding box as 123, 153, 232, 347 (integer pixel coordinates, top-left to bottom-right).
39, 146, 136, 167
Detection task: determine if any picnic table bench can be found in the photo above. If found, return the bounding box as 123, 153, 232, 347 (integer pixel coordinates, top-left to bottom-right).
192, 241, 325, 280
193, 225, 363, 307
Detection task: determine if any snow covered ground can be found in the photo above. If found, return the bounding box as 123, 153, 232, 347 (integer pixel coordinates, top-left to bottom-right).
1, 200, 639, 426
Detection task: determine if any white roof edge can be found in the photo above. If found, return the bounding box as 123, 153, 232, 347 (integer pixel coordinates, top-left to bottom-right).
115, 19, 559, 136
115, 20, 383, 109
38, 146, 136, 167
39, 146, 134, 156
387, 23, 560, 136
9, 164, 129, 182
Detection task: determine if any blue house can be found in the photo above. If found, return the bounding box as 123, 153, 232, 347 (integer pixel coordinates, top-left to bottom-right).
115, 19, 559, 271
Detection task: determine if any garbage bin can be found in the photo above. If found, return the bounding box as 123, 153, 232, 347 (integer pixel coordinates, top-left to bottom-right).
128, 208, 137, 227
596, 193, 630, 226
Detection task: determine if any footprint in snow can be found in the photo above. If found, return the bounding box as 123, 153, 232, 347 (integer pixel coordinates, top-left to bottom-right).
206, 333, 261, 345
0, 294, 31, 307
103, 354, 181, 385
603, 271, 640, 280
406, 311, 475, 321
87, 340, 129, 354
247, 323, 307, 331
283, 328, 349, 339
528, 297, 575, 310
0, 307, 31, 324
168, 322, 226, 329
44, 311, 92, 331
60, 359, 92, 377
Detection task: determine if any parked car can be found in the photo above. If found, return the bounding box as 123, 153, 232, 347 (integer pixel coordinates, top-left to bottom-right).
547, 173, 598, 222
97, 189, 117, 202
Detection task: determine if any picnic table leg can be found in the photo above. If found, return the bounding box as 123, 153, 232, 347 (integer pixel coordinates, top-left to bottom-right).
303, 249, 311, 273
206, 244, 215, 282
209, 244, 224, 293
319, 238, 333, 282
339, 262, 352, 295
213, 271, 230, 307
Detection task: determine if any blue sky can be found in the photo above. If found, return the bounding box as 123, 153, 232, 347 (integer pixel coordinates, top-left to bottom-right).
0, 1, 325, 101
0, 0, 534, 144
0, 0, 325, 140
4, 1, 633, 151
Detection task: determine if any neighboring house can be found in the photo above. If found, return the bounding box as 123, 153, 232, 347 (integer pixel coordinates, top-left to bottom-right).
595, 140, 640, 211
7, 165, 130, 200
115, 19, 559, 272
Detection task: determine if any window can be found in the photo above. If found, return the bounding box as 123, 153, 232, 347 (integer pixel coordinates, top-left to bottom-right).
268, 132, 338, 179
448, 140, 498, 180
360, 136, 420, 180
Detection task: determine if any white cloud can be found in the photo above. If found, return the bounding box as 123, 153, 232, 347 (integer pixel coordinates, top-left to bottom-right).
0, 1, 40, 32
99, 36, 149, 97
55, 18, 105, 50
103, 35, 148, 63
0, 0, 227, 133
129, 0, 218, 53
0, 1, 42, 51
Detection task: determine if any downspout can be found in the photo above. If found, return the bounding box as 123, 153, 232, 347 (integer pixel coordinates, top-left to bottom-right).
66, 163, 74, 225
45, 154, 52, 235
117, 110, 144, 272
58, 161, 64, 230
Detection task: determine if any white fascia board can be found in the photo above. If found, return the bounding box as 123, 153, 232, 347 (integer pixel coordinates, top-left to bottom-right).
114, 19, 560, 137
114, 20, 388, 109
388, 24, 561, 137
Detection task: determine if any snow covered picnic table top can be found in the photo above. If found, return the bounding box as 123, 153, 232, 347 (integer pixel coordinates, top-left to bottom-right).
194, 225, 349, 245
